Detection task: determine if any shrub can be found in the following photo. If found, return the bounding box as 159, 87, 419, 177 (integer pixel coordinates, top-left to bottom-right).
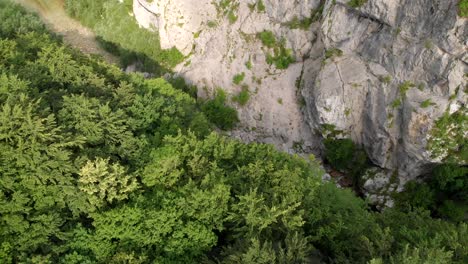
168, 76, 198, 98
348, 0, 368, 8
311, 3, 325, 22
245, 59, 252, 70
232, 86, 250, 106
258, 31, 295, 69
323, 138, 368, 187
228, 10, 238, 24
0, 0, 47, 38
431, 164, 468, 198
64, 0, 107, 28
376, 208, 467, 263
399, 81, 415, 96
391, 98, 402, 108
216, 0, 239, 24
417, 83, 425, 91
258, 30, 276, 48
207, 20, 218, 28
380, 75, 392, 84
420, 99, 435, 108
396, 163, 467, 222
285, 16, 312, 30
424, 39, 433, 49
266, 47, 295, 69
188, 112, 212, 138
324, 48, 343, 60
395, 181, 436, 211
324, 138, 356, 171
256, 0, 266, 12
233, 72, 245, 85
459, 0, 468, 17
427, 107, 467, 163
201, 89, 239, 130
437, 200, 466, 222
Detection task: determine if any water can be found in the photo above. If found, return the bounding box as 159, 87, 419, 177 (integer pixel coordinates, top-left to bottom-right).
13, 0, 119, 64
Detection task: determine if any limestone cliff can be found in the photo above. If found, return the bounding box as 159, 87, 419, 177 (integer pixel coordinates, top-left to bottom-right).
133, 0, 467, 182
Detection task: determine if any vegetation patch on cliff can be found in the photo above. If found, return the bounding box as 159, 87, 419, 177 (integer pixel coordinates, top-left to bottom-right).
232, 85, 250, 106
348, 0, 368, 8
258, 30, 295, 70
460, 0, 468, 17
201, 89, 239, 130
214, 0, 239, 24
427, 106, 467, 163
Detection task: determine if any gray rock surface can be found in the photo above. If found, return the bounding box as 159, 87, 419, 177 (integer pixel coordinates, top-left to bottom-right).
133, 0, 467, 182
362, 167, 402, 209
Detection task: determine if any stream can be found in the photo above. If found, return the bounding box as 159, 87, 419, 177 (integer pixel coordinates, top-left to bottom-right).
13, 0, 119, 65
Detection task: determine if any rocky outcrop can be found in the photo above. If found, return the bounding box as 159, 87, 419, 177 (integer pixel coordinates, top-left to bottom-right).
306, 0, 467, 182
133, 0, 321, 154
361, 167, 402, 209
133, 0, 467, 182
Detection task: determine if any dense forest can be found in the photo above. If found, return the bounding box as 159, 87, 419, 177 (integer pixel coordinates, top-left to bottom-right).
0, 0, 466, 263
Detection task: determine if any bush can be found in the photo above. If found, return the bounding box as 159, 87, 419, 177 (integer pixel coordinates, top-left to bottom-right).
437, 200, 466, 222
201, 89, 239, 130
232, 86, 250, 106
0, 0, 47, 38
227, 10, 238, 24
207, 20, 217, 28
266, 47, 295, 69
258, 30, 276, 48
285, 16, 312, 30
460, 0, 468, 17
399, 81, 415, 96
391, 98, 402, 108
431, 164, 468, 199
427, 107, 467, 163
420, 99, 434, 108
324, 138, 356, 171
323, 138, 369, 188
168, 76, 198, 98
256, 0, 266, 12
348, 0, 368, 8
216, 0, 239, 24
232, 72, 245, 85
324, 48, 343, 59
395, 181, 436, 211
258, 31, 295, 69
396, 163, 467, 222
64, 0, 107, 28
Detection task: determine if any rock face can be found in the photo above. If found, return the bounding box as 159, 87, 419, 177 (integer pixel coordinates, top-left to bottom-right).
133, 0, 467, 182
361, 167, 402, 209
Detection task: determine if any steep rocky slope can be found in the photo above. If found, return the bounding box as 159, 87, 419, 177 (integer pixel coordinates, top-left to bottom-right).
133, 0, 467, 182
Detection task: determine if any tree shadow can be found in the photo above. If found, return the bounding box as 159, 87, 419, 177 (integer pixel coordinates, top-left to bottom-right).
95, 36, 201, 99
95, 36, 171, 76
